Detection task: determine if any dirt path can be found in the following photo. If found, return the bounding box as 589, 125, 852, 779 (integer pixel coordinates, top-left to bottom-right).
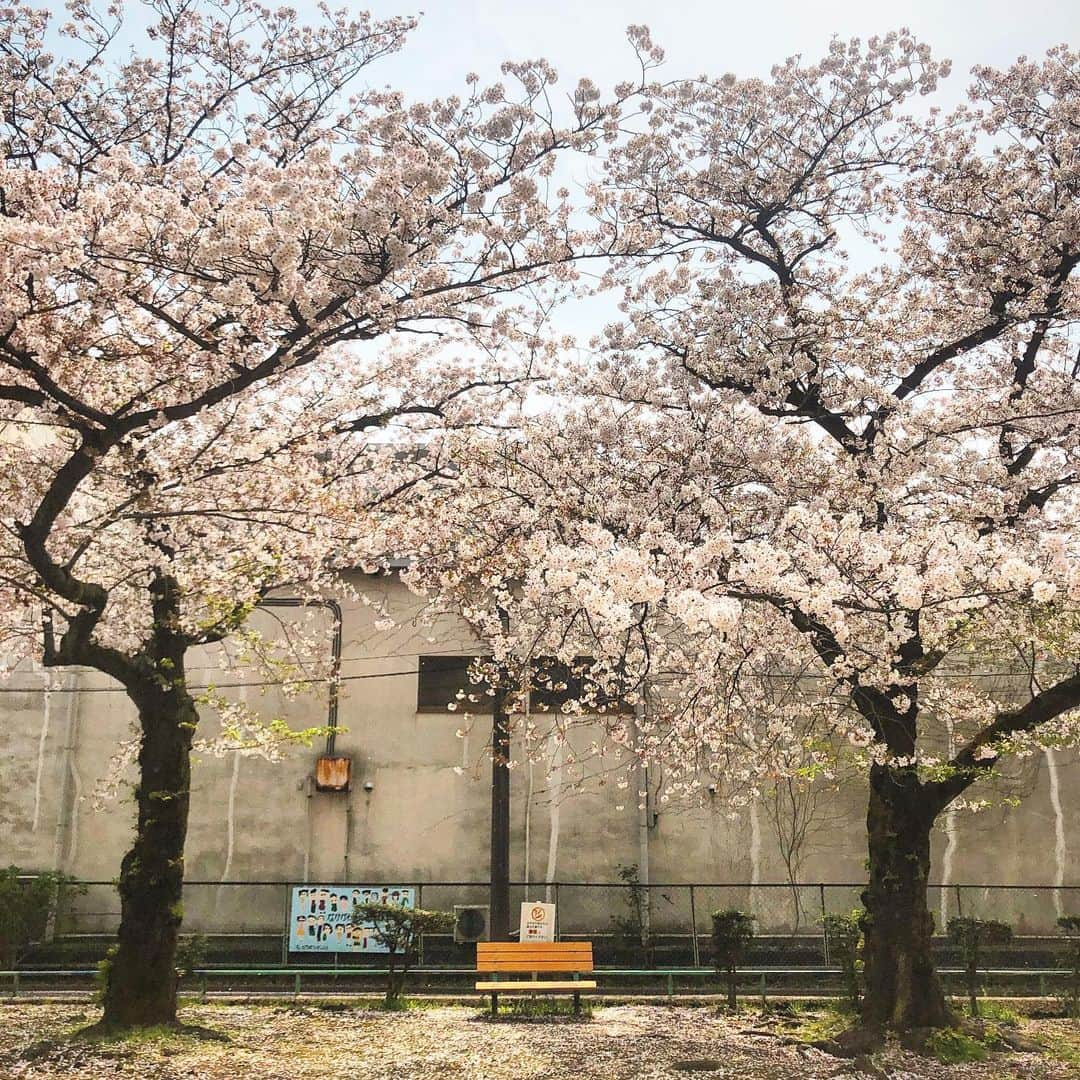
0, 1003, 1076, 1079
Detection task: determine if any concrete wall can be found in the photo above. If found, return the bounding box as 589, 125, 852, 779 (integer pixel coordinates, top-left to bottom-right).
2, 572, 1078, 935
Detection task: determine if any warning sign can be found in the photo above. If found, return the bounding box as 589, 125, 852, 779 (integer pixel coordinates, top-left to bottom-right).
519, 901, 556, 942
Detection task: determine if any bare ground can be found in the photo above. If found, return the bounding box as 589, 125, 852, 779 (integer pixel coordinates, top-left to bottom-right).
0, 1002, 1077, 1079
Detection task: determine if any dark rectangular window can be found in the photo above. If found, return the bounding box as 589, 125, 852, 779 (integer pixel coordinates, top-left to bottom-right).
530, 656, 632, 714
417, 655, 493, 712
417, 654, 632, 714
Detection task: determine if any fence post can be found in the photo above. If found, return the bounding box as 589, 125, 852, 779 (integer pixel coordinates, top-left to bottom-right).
689, 885, 700, 968
554, 883, 561, 942
955, 884, 963, 918
294, 972, 301, 998
280, 882, 291, 967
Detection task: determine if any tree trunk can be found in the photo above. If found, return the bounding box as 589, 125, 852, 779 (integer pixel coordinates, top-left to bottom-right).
859, 764, 951, 1031
101, 681, 196, 1028
386, 948, 400, 1003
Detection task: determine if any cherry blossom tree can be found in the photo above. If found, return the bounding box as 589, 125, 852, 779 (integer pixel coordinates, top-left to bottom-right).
398, 35, 1080, 1037
0, 0, 636, 1028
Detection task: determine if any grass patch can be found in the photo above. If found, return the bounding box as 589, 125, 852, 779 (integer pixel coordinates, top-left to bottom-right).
1037, 1028, 1080, 1067
925, 1028, 990, 1064
19, 1018, 229, 1065
790, 1003, 857, 1043
490, 997, 594, 1020
367, 997, 447, 1013
970, 1000, 1020, 1025
714, 1002, 761, 1017
71, 1021, 226, 1045
372, 997, 411, 1012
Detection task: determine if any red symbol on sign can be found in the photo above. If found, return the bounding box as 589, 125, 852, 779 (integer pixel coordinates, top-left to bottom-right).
531, 906, 546, 921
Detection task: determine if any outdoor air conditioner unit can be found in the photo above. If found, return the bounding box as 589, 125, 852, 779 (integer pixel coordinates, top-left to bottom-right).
453, 904, 490, 943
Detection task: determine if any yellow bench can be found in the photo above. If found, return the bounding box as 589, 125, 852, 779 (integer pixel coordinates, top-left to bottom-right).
475, 941, 597, 1015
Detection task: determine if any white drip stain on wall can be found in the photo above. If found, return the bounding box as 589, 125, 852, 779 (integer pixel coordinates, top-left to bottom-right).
748, 797, 762, 911
544, 734, 564, 903
939, 715, 959, 930
31, 676, 52, 833
221, 753, 241, 882
218, 684, 246, 906
1045, 747, 1067, 919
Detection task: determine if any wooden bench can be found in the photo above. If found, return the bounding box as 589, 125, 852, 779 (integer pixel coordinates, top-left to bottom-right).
475, 941, 596, 1016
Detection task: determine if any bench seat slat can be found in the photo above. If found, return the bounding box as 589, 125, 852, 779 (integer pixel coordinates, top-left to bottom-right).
477, 962, 594, 972
476, 942, 594, 974
478, 951, 592, 960
477, 944, 591, 956
474, 980, 598, 992
478, 950, 592, 958
475, 946, 591, 954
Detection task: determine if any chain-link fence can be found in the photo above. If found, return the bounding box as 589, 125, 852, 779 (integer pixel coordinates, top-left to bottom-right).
29, 878, 1079, 971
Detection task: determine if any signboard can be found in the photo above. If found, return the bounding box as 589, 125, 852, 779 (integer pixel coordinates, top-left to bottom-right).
288, 884, 415, 953
519, 901, 556, 942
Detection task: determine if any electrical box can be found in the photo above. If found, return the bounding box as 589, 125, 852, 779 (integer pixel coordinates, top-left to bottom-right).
453, 904, 490, 943
314, 755, 352, 792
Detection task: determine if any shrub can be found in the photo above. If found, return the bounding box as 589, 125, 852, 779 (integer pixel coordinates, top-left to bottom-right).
610, 863, 654, 966
947, 916, 1012, 1018
175, 933, 207, 983
0, 866, 84, 968
351, 901, 454, 1003
822, 910, 863, 1010
94, 944, 118, 1004
711, 909, 755, 1009
1058, 915, 1080, 1018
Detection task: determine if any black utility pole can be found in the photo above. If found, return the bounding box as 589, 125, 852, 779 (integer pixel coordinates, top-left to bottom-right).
489, 686, 511, 940
489, 607, 512, 941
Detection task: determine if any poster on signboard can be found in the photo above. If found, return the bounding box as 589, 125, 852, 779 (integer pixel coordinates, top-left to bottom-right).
519, 901, 556, 942
287, 884, 415, 953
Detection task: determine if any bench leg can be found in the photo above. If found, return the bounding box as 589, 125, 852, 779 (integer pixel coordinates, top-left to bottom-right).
490, 992, 498, 1018
573, 991, 581, 1016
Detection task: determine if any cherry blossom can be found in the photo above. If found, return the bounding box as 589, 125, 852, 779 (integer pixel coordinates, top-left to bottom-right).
0, 0, 644, 1028
400, 36, 1080, 1036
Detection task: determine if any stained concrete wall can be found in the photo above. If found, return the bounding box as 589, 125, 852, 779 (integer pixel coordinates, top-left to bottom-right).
2, 572, 1078, 935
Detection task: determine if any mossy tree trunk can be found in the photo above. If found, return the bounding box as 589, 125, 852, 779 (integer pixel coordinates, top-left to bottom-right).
101, 580, 197, 1029
859, 763, 951, 1031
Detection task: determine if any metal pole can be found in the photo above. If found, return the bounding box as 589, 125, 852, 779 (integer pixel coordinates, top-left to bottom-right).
281, 883, 291, 967
633, 700, 651, 951
489, 608, 512, 942
689, 885, 700, 968
820, 884, 829, 964
416, 883, 424, 967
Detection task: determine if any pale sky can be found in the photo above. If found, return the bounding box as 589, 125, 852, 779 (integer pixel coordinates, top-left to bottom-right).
101, 0, 1079, 350
312, 0, 1075, 349
353, 0, 1078, 106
